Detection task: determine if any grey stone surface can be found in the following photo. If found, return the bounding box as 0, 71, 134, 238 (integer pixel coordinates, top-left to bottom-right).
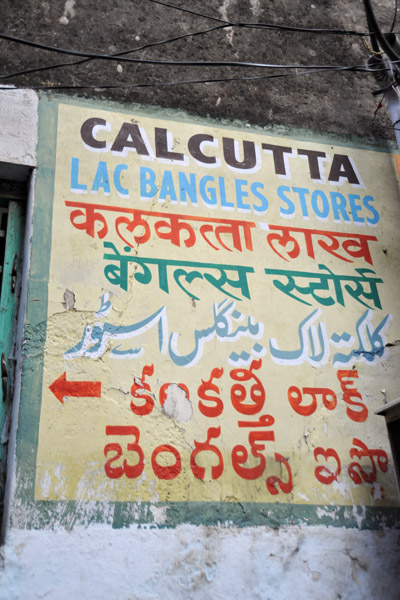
0, 0, 397, 142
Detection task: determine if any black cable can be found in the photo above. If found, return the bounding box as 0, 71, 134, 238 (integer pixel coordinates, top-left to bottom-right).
0, 63, 391, 92
0, 33, 387, 72
146, 0, 226, 24
0, 4, 396, 83
375, 120, 400, 130
145, 0, 371, 36
0, 24, 229, 80
391, 0, 398, 32
0, 15, 377, 82
364, 4, 381, 53
363, 0, 400, 61
372, 81, 398, 95
0, 62, 389, 83
0, 16, 379, 82
1, 0, 399, 85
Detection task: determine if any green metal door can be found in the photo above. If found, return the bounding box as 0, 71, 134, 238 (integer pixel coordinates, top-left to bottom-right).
0, 200, 24, 511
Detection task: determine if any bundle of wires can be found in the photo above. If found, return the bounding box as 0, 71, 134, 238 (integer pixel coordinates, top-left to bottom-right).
0, 0, 397, 91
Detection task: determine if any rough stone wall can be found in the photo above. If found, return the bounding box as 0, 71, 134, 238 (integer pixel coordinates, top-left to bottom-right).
0, 0, 397, 141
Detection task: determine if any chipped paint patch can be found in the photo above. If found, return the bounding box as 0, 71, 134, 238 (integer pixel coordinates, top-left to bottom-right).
316, 506, 337, 521
352, 504, 367, 529
39, 470, 51, 497
332, 478, 351, 499
162, 383, 193, 423
63, 289, 75, 311
150, 504, 168, 525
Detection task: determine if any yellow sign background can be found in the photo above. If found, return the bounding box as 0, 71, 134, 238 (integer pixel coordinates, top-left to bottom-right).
34, 102, 400, 507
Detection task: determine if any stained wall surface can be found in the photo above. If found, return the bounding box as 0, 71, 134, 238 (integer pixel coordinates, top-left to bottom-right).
0, 0, 398, 140
1, 1, 400, 597
0, 90, 399, 599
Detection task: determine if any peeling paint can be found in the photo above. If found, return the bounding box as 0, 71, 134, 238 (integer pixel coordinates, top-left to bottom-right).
2, 90, 400, 600
62, 289, 75, 311
149, 504, 168, 525
352, 505, 367, 529
162, 383, 193, 423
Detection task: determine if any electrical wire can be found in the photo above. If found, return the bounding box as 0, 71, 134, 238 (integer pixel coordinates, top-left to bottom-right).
371, 80, 398, 95
0, 0, 393, 104
363, 0, 400, 61
0, 14, 380, 82
375, 119, 400, 131
0, 24, 229, 80
0, 8, 384, 59
0, 1, 394, 137
145, 0, 225, 25
0, 62, 389, 85
0, 63, 391, 92
0, 2, 395, 83
362, 0, 400, 104
0, 31, 395, 75
0, 33, 389, 73
391, 0, 398, 32
0, 12, 378, 82
144, 0, 383, 37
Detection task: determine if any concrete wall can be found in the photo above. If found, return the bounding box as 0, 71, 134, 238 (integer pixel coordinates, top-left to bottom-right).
2, 526, 400, 600
0, 0, 397, 141
0, 0, 400, 595
0, 88, 37, 168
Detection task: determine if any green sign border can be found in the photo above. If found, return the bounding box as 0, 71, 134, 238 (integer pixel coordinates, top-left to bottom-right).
13, 93, 400, 531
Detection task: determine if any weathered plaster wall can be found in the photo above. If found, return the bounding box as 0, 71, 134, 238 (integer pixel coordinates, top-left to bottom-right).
0, 89, 398, 600
1, 525, 400, 600
0, 88, 38, 169
0, 0, 397, 142
1, 0, 400, 591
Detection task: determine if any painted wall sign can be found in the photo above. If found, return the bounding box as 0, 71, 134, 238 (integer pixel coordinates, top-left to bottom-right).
19, 98, 400, 528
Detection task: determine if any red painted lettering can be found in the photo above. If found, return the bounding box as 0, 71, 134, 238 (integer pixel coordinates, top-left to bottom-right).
197, 367, 224, 418
130, 364, 155, 416
230, 359, 265, 415
314, 447, 341, 484
232, 430, 275, 480
266, 454, 293, 495
190, 427, 224, 480
348, 438, 388, 484
151, 444, 182, 480
337, 370, 368, 422
288, 386, 336, 416
104, 425, 145, 479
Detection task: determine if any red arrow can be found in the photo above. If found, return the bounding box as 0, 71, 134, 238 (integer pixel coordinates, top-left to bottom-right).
49, 372, 101, 404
